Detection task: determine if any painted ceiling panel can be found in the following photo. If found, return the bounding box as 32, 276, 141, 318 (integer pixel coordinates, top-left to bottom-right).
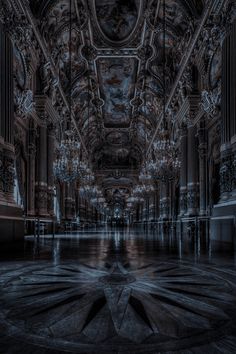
94, 0, 140, 42
96, 57, 138, 127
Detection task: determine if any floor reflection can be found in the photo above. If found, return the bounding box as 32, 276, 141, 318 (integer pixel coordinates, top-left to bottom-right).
0, 228, 236, 353
1, 227, 234, 265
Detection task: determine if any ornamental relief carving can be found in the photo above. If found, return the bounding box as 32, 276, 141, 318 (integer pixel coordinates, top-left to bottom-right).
187, 187, 199, 211
35, 185, 48, 212
201, 84, 221, 119
220, 156, 233, 194
219, 148, 236, 195
180, 190, 187, 212
0, 155, 15, 194
14, 89, 35, 119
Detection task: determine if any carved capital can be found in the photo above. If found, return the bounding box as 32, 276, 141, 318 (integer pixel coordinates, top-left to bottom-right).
35, 184, 48, 215
220, 154, 234, 194
0, 153, 15, 194
201, 85, 221, 119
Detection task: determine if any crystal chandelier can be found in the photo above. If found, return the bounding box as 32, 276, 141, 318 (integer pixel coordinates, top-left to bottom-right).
133, 184, 144, 196
79, 184, 95, 199
127, 196, 144, 204
127, 202, 133, 208
53, 130, 81, 182
145, 0, 180, 182
79, 185, 90, 198
132, 183, 154, 196
53, 0, 83, 184
91, 196, 106, 210
147, 129, 181, 181
79, 181, 106, 211
139, 165, 152, 182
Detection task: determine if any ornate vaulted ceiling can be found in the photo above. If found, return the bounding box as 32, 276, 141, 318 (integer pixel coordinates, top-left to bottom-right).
29, 0, 204, 204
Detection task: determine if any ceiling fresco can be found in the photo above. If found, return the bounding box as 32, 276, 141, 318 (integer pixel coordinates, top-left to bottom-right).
96, 57, 138, 127
29, 0, 205, 204
94, 0, 140, 42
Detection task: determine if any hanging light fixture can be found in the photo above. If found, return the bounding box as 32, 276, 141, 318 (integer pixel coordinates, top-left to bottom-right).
53, 130, 81, 183
147, 0, 180, 181
126, 31, 156, 209
77, 70, 104, 205
53, 0, 81, 183
137, 34, 154, 189
132, 183, 154, 197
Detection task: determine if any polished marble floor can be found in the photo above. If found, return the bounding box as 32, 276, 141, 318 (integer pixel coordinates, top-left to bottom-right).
0, 228, 236, 353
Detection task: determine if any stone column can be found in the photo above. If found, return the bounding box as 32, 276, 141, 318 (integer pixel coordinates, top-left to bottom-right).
139, 203, 143, 223
179, 124, 188, 216
27, 124, 37, 215
219, 21, 236, 201
137, 203, 141, 223
232, 146, 236, 198
169, 180, 175, 220
142, 198, 146, 223
0, 24, 24, 241
65, 183, 75, 221
78, 196, 85, 224
154, 187, 158, 221
60, 182, 65, 220
0, 142, 4, 203
159, 182, 163, 219
222, 32, 231, 146
230, 21, 236, 140
0, 24, 15, 203
160, 181, 170, 220
0, 144, 15, 204
0, 24, 14, 145
198, 122, 207, 215
149, 193, 155, 222
145, 196, 149, 222
186, 123, 199, 216
211, 20, 236, 242
35, 124, 48, 216
47, 124, 55, 216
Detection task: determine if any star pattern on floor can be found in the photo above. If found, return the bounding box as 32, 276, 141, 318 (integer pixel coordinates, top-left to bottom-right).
0, 259, 236, 353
